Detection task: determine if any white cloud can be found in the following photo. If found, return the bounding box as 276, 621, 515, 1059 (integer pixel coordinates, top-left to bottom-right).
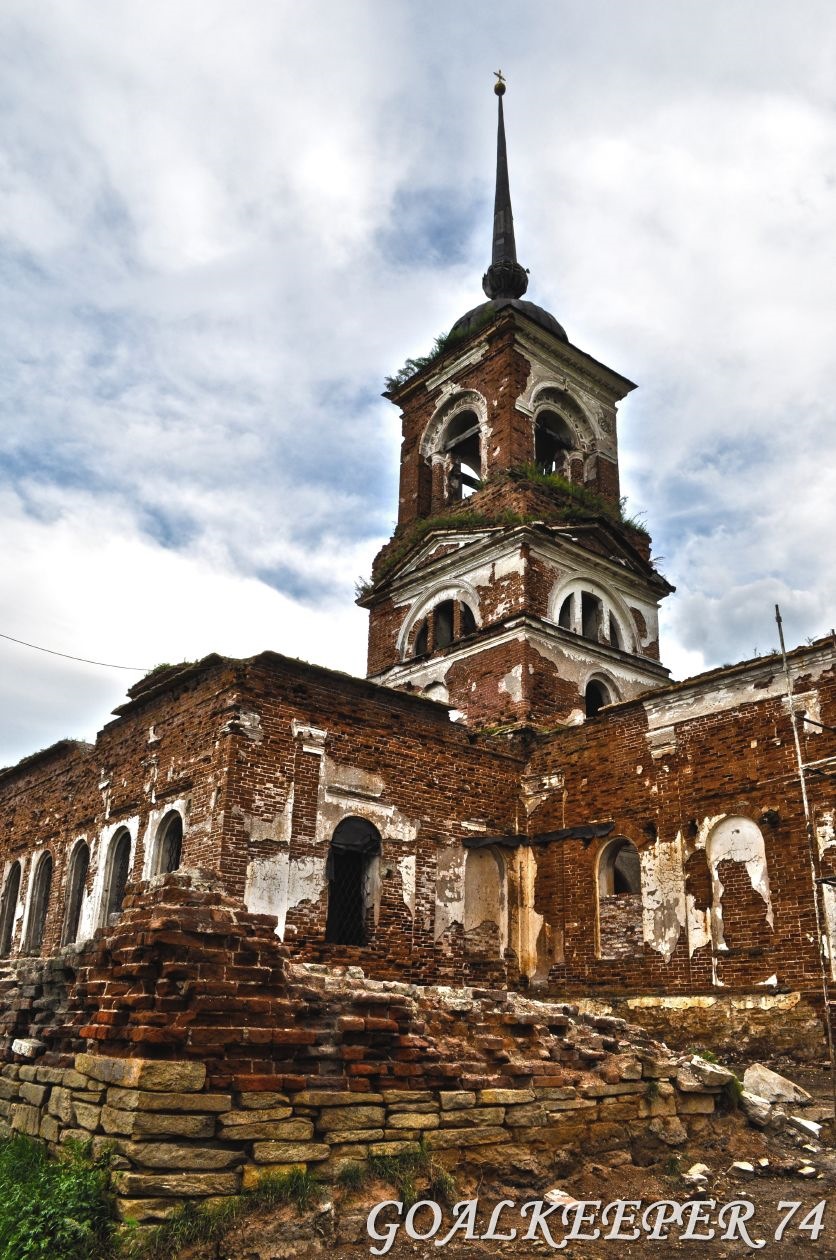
1, 1, 835, 762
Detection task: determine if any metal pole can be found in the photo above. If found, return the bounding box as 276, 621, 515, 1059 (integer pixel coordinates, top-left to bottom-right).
775, 604, 836, 1116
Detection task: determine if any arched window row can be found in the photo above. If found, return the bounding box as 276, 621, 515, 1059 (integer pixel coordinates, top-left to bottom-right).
0, 809, 186, 959
410, 598, 478, 659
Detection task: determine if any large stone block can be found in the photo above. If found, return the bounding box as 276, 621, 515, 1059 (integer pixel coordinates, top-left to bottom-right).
293, 1091, 383, 1107
237, 1092, 289, 1109
77, 1055, 206, 1094
317, 1106, 384, 1131
251, 1141, 330, 1164
478, 1089, 535, 1105
73, 1102, 102, 1131
10, 1104, 40, 1136
118, 1142, 243, 1170
440, 1107, 504, 1127
219, 1106, 292, 1126
217, 1118, 313, 1141
439, 1091, 476, 1110
108, 1089, 232, 1113
385, 1112, 439, 1130
425, 1126, 510, 1150
113, 1171, 241, 1198
101, 1107, 215, 1139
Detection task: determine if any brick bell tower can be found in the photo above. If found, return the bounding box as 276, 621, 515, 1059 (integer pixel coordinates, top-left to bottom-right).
359, 78, 673, 728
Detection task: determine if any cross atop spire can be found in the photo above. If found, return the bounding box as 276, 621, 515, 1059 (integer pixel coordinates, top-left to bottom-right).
482, 75, 529, 301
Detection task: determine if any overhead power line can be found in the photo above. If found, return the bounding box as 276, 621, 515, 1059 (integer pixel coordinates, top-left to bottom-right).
0, 630, 149, 672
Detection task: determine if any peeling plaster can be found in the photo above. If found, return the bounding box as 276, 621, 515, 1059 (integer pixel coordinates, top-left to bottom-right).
463, 847, 507, 955
243, 852, 326, 940
499, 664, 524, 703
706, 816, 774, 952
434, 847, 466, 942
817, 811, 836, 857
639, 835, 686, 962
398, 855, 416, 918
643, 652, 831, 758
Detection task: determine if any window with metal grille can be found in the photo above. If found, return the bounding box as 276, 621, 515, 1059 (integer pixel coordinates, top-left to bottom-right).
62, 843, 89, 945
105, 829, 131, 919
0, 862, 21, 957
24, 853, 52, 955
155, 812, 183, 875
325, 817, 381, 946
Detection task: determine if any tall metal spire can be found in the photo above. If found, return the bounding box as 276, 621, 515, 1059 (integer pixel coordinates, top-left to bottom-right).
482, 73, 529, 301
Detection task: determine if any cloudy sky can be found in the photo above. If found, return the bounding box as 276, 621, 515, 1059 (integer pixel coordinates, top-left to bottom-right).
1, 0, 835, 766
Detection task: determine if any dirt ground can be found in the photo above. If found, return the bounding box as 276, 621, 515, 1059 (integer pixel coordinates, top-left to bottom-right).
181, 1064, 836, 1260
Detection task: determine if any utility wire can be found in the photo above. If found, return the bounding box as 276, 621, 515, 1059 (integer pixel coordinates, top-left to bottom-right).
0, 631, 149, 672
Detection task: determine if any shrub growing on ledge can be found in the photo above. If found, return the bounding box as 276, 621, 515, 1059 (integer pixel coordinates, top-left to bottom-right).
0, 1135, 116, 1260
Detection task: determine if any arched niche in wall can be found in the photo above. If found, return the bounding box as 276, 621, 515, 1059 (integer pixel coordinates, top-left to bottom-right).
102, 828, 132, 924
0, 862, 22, 958
23, 852, 53, 956
704, 816, 773, 953
463, 845, 508, 957
399, 584, 482, 661
596, 837, 643, 960
61, 841, 89, 947
152, 811, 183, 877
325, 817, 382, 947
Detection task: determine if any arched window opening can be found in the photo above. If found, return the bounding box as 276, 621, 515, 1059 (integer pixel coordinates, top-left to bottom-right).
558, 594, 573, 630
62, 843, 89, 946
610, 615, 623, 651
534, 410, 575, 476
581, 591, 603, 640
23, 853, 53, 956
0, 862, 22, 958
325, 817, 381, 946
433, 600, 455, 649
406, 598, 480, 660
104, 829, 132, 921
154, 812, 183, 876
598, 838, 643, 959
585, 680, 611, 718
443, 411, 482, 501
413, 620, 428, 657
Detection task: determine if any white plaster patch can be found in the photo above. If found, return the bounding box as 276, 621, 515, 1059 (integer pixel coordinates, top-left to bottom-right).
816, 811, 836, 857
639, 835, 687, 961
244, 851, 290, 934
434, 847, 466, 942
499, 664, 524, 703
287, 856, 326, 933
822, 884, 836, 980
322, 757, 384, 802
398, 855, 416, 918
463, 847, 507, 955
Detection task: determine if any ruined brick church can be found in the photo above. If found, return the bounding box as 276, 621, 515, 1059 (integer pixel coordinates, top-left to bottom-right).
2, 81, 836, 1061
